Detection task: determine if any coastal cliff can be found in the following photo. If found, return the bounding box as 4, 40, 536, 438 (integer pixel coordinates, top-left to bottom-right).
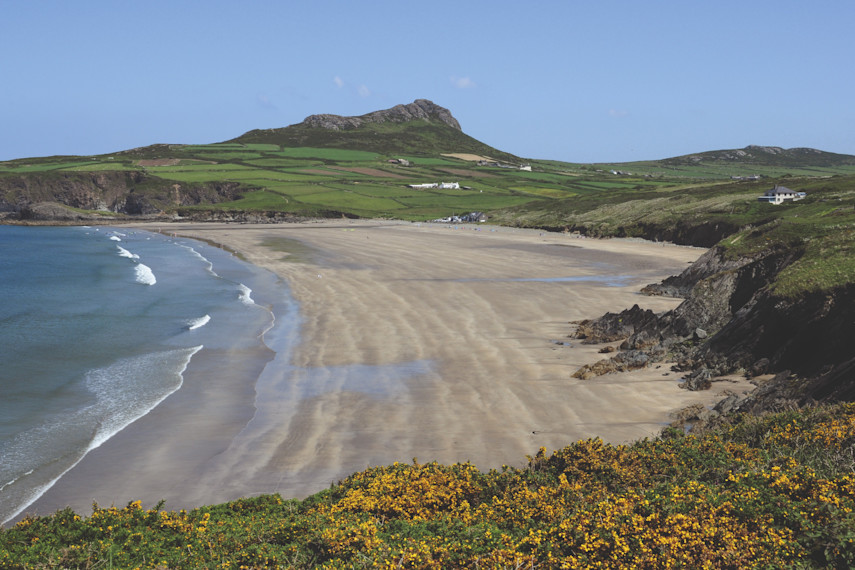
573, 239, 855, 414
0, 171, 246, 221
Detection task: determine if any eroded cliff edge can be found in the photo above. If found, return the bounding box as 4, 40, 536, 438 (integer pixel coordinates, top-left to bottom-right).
572, 241, 855, 417
0, 171, 255, 222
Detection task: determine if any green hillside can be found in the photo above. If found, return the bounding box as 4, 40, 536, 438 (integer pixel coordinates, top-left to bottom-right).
4, 145, 854, 222
3, 99, 855, 223
3, 101, 855, 299
229, 119, 518, 163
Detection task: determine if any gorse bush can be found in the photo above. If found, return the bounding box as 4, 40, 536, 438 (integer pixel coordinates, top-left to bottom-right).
5, 404, 855, 568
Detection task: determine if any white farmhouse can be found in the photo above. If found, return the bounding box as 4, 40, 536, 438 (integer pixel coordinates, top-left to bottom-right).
757, 185, 806, 204
408, 181, 460, 190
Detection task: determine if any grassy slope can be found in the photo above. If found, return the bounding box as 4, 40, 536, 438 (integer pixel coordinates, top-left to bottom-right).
491, 172, 855, 297
5, 403, 855, 567
229, 119, 520, 163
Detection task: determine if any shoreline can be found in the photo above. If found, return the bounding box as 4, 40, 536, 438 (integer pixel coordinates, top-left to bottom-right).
18, 221, 751, 521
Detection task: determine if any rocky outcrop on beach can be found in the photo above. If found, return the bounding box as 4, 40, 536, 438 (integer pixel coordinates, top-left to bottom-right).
571, 243, 855, 413
573, 349, 661, 380
572, 304, 660, 345
300, 99, 462, 132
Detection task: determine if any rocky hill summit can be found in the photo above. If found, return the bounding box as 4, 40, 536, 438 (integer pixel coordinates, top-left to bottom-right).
300, 99, 462, 131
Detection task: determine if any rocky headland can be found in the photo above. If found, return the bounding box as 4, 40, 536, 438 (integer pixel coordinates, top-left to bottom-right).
571, 240, 855, 422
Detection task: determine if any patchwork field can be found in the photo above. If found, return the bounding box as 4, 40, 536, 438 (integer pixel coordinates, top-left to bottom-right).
2, 140, 854, 222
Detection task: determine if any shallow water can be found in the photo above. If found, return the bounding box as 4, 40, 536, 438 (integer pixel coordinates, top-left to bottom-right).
0, 226, 280, 524
0, 225, 441, 524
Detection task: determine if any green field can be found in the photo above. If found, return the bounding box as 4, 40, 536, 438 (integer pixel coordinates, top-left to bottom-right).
2, 140, 853, 226
4, 141, 855, 266
273, 147, 379, 161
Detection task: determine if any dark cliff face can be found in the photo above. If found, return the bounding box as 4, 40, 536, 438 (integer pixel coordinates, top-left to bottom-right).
684, 275, 855, 410
577, 243, 855, 407
539, 220, 742, 249
300, 99, 462, 131
2, 171, 145, 212
0, 171, 246, 220
699, 284, 855, 385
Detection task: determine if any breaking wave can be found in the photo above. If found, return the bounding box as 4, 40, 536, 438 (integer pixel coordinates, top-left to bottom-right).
116, 246, 140, 260
238, 283, 254, 305
186, 314, 211, 330
134, 264, 156, 285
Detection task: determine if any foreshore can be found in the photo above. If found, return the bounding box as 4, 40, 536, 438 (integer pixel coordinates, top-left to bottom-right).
21, 220, 748, 520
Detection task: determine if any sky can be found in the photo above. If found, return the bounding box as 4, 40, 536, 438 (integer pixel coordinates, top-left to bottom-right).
2, 1, 854, 163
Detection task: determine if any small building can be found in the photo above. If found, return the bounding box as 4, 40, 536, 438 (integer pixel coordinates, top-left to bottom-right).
408, 181, 460, 190
731, 174, 762, 181
758, 185, 806, 204
430, 211, 487, 223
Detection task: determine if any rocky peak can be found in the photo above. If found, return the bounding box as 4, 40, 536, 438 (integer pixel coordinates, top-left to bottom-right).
745, 145, 784, 154
300, 99, 461, 131
744, 145, 822, 156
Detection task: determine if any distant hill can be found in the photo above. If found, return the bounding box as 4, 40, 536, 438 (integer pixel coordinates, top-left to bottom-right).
229, 99, 517, 161
660, 145, 855, 168
3, 99, 855, 223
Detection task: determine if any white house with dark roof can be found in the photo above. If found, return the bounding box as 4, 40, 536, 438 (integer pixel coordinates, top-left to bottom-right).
758, 185, 806, 204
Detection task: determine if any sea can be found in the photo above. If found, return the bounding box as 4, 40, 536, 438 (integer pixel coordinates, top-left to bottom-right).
0, 225, 293, 524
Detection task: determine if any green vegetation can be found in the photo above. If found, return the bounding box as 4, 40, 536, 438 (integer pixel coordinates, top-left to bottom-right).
491, 172, 855, 297
229, 119, 517, 161
6, 403, 855, 567
6, 113, 855, 566
3, 127, 854, 297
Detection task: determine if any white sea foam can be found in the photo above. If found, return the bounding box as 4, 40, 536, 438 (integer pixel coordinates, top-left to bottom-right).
116, 245, 140, 260
186, 314, 211, 330
179, 244, 216, 275
0, 346, 203, 525
238, 283, 255, 305
109, 236, 122, 242
0, 470, 32, 494
134, 264, 156, 285
86, 346, 203, 449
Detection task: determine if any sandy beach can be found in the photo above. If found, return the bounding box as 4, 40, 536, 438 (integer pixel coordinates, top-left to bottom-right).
23, 220, 748, 519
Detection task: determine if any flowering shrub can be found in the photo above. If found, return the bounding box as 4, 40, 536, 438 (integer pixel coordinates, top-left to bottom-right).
5, 404, 855, 567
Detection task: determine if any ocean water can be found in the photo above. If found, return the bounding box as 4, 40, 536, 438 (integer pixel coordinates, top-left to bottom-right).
0, 225, 288, 524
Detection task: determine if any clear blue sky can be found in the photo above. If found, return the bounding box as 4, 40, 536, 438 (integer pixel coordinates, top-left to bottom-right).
2, 1, 853, 163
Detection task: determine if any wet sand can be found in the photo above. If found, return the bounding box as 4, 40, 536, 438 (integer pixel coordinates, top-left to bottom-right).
23, 221, 747, 519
